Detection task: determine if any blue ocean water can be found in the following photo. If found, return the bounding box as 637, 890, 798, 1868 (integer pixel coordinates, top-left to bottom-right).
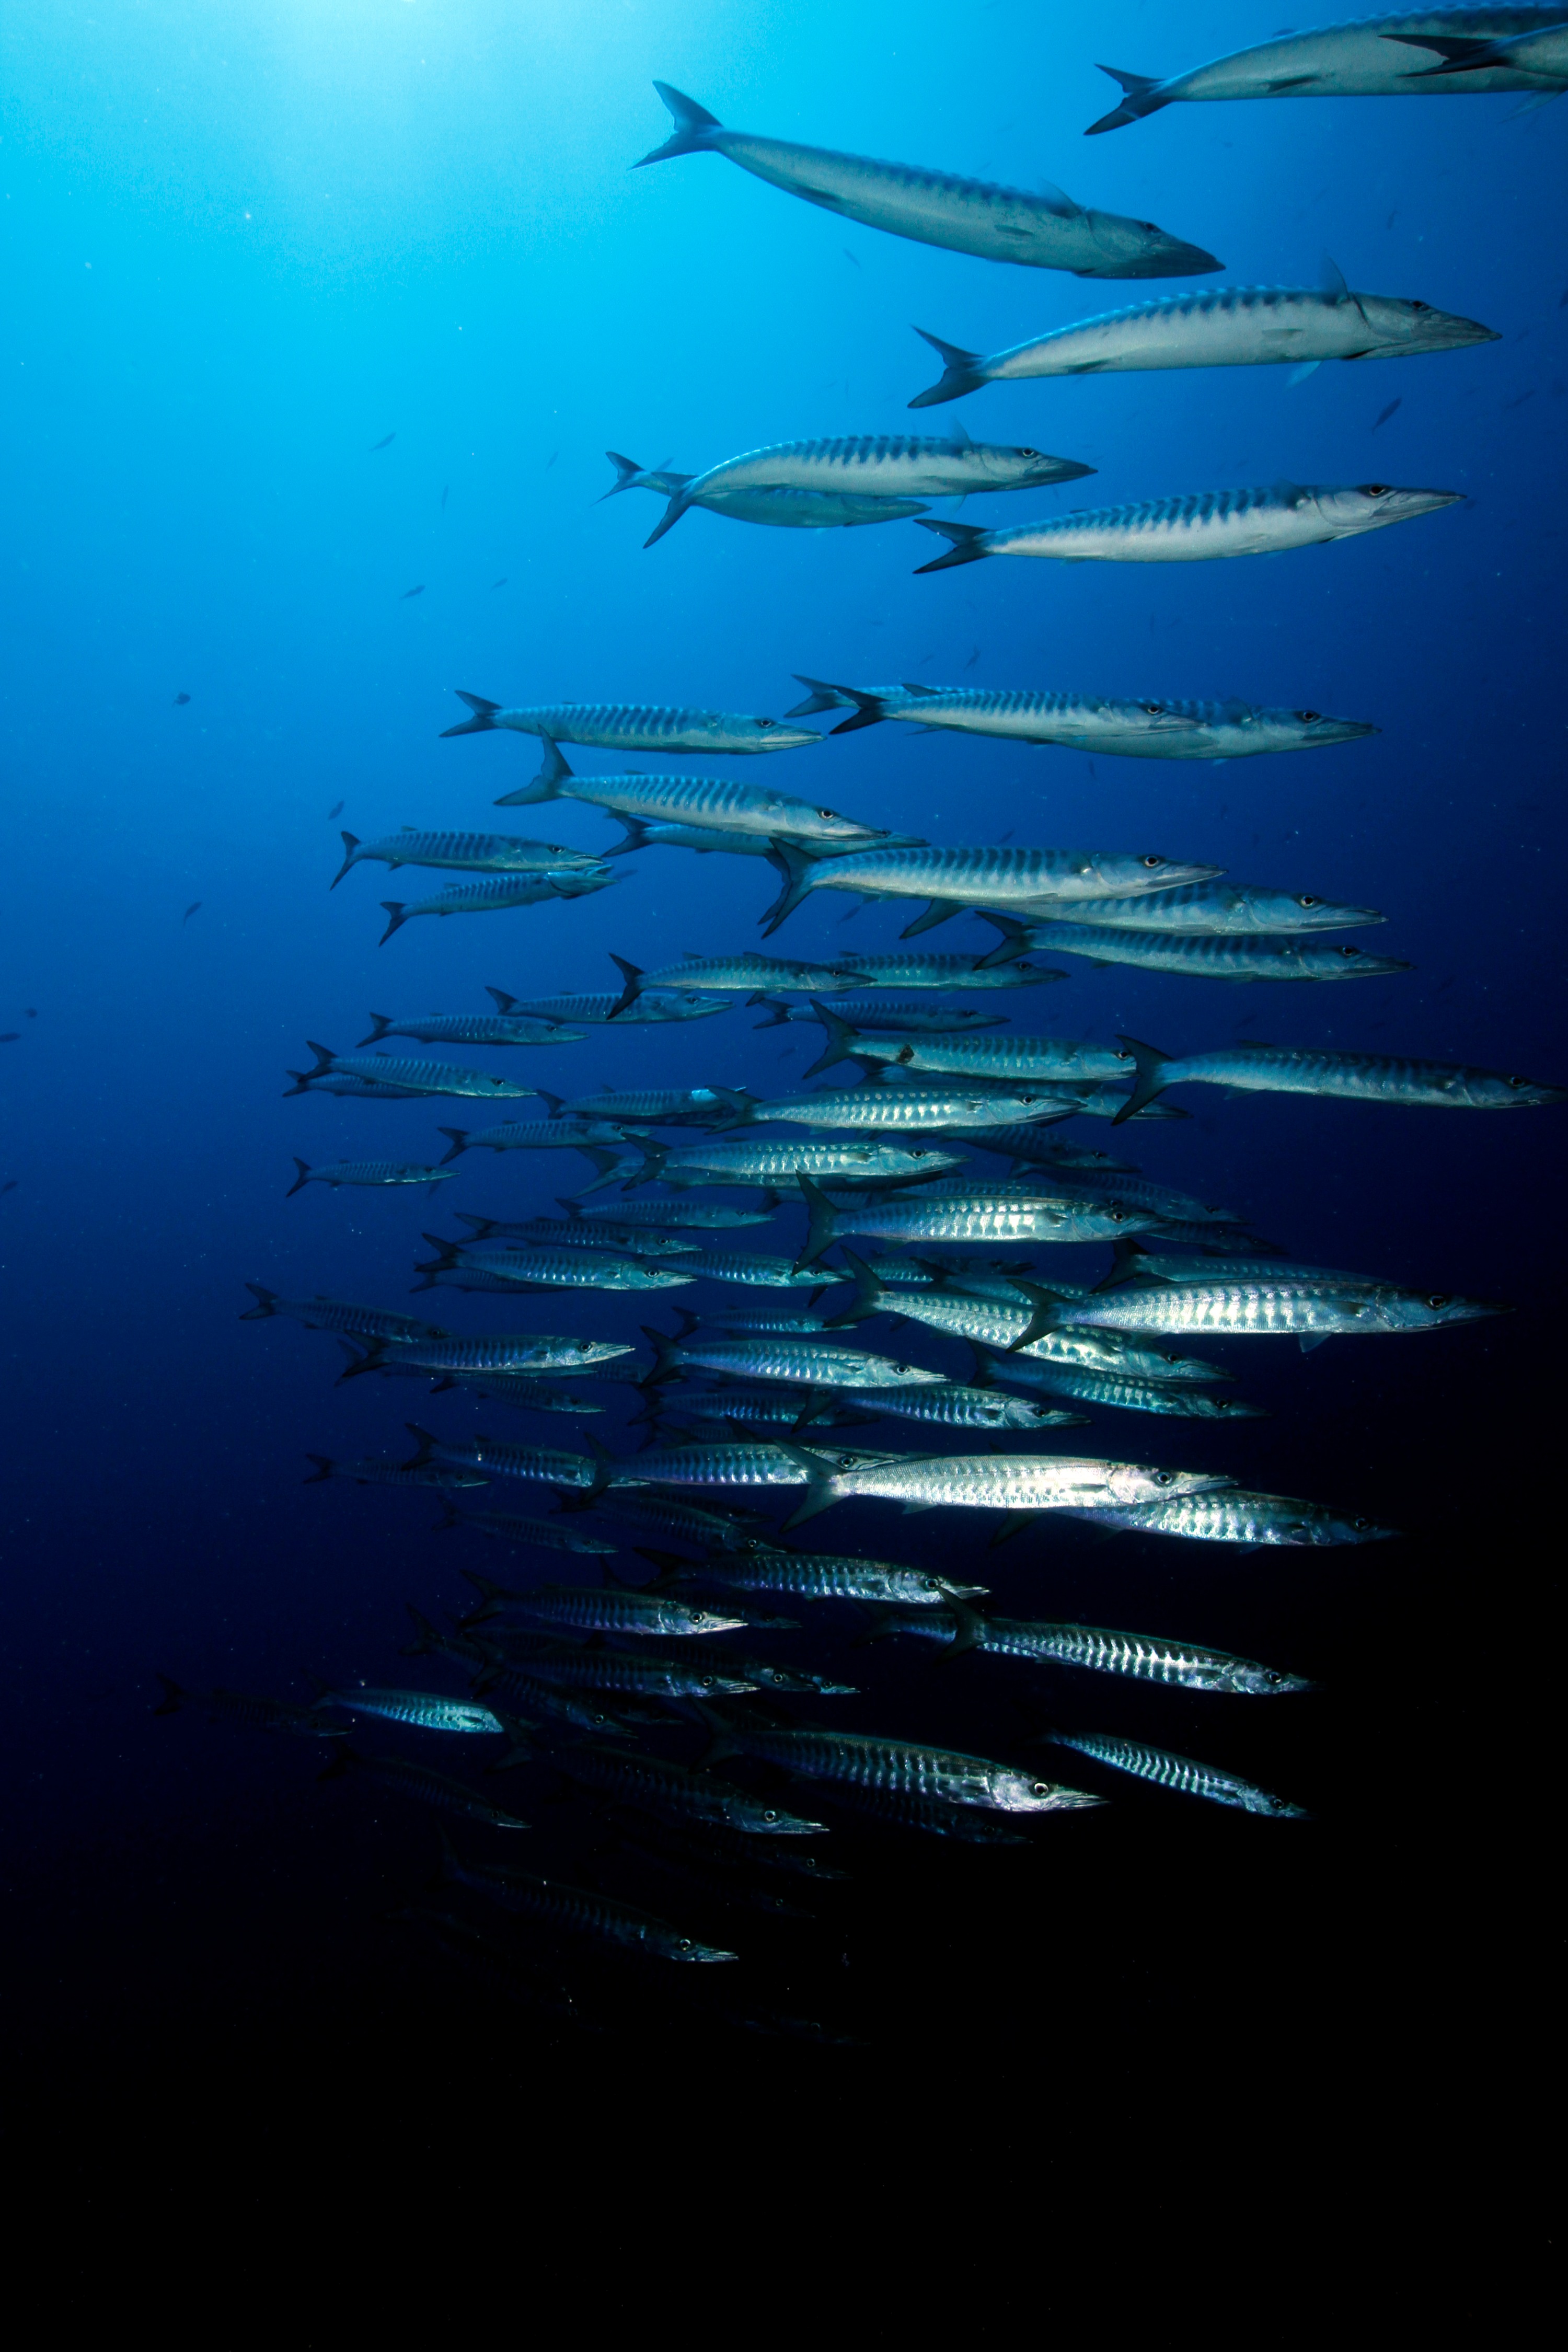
3, 4, 1562, 2083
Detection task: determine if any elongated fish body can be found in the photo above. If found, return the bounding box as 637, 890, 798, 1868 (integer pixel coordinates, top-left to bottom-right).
847, 1383, 1085, 1432
834, 1287, 1229, 1383
287, 1159, 457, 1196
442, 690, 818, 755
492, 740, 885, 848
642, 1138, 966, 1190
674, 1547, 986, 1607
1072, 1488, 1398, 1544
1056, 1274, 1504, 1341
431, 1374, 608, 1417
711, 1718, 1098, 1814
333, 827, 605, 883
913, 284, 1497, 405
663, 1390, 875, 1434
619, 1438, 907, 1491
817, 1785, 1035, 1841
548, 1742, 826, 1832
637, 82, 1221, 280
1047, 1731, 1307, 1820
1086, 10, 1567, 133
959, 1133, 1138, 1174
303, 1047, 536, 1102
469, 1581, 745, 1636
1044, 928, 1412, 981
282, 1070, 426, 1100
804, 677, 1376, 760
783, 1451, 1230, 1527
1017, 881, 1384, 937
676, 1248, 852, 1289
645, 1331, 946, 1392
814, 1020, 1135, 1088
437, 1119, 629, 1158
896, 1612, 1310, 1693
915, 482, 1460, 573
576, 1198, 779, 1231
453, 1213, 698, 1258
833, 951, 1067, 991
439, 1505, 620, 1558
544, 1086, 736, 1126
766, 843, 1221, 935
607, 816, 788, 858
487, 985, 731, 1025
501, 1645, 758, 1700
442, 1849, 737, 1961
419, 1241, 693, 1293
622, 950, 861, 995
1028, 1169, 1240, 1224
305, 1453, 488, 1491
643, 432, 1094, 547
682, 479, 937, 530
320, 1746, 529, 1828
405, 1426, 597, 1491
1128, 1251, 1411, 1288
1115, 1035, 1566, 1118
987, 1356, 1267, 1421
379, 872, 617, 942
590, 1489, 769, 1551
313, 1687, 504, 1734
803, 1186, 1160, 1252
756, 996, 1007, 1035
357, 1012, 584, 1048
153, 1680, 349, 1737
365, 1333, 634, 1376
240, 1287, 449, 1341
751, 1085, 1076, 1135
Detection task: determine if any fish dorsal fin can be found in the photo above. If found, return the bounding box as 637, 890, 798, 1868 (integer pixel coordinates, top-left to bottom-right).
948, 419, 973, 448
1319, 253, 1348, 302
1034, 177, 1083, 220
1270, 481, 1309, 508
898, 682, 942, 698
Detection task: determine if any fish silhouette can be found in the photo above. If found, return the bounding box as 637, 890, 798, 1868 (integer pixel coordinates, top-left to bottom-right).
370, 432, 396, 450
183, 902, 202, 923
401, 584, 425, 598
173, 691, 191, 705
328, 800, 345, 821
1373, 398, 1401, 431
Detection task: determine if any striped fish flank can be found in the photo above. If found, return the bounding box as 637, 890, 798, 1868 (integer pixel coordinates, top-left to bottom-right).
1046, 1731, 1308, 1817
441, 694, 819, 754
916, 480, 1460, 572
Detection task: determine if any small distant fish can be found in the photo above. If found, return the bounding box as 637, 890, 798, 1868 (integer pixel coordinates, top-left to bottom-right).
962, 647, 981, 670
1560, 288, 1568, 307
401, 584, 425, 598
491, 578, 508, 589
841, 246, 861, 267
0, 1032, 18, 1044
545, 451, 558, 471
441, 485, 449, 509
371, 432, 396, 451
1373, 398, 1401, 430
1, 1180, 16, 1194
328, 800, 345, 820
1502, 389, 1536, 410
1386, 209, 1399, 229
24, 1009, 36, 1018
183, 902, 202, 923
173, 691, 191, 706
996, 827, 1014, 844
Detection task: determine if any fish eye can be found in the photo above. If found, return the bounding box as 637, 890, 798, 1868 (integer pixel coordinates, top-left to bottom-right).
755, 717, 775, 728
1142, 702, 1165, 716
1426, 1295, 1449, 1309
678, 1937, 694, 1950
1295, 710, 1322, 723
1412, 301, 1429, 312
1352, 1517, 1371, 1531
816, 808, 837, 818
1336, 946, 1359, 958
1137, 220, 1158, 232
1296, 895, 1321, 908
1031, 1780, 1052, 1796
1359, 484, 1393, 497
1019, 447, 1042, 459
700, 1675, 714, 1688
763, 1809, 778, 1822
1155, 1470, 1175, 1486
1266, 1670, 1284, 1685
1507, 1075, 1530, 1088
1140, 854, 1165, 868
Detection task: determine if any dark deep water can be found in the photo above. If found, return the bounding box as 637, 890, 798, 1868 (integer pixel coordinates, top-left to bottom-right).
2, 2, 1562, 2139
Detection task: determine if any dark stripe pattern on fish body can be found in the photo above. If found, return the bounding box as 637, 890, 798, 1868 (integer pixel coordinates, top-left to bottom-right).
709, 1716, 1099, 1814
442, 689, 820, 754
378, 871, 617, 942
1070, 1488, 1399, 1545
1046, 1731, 1308, 1819
1113, 1034, 1565, 1117
883, 1608, 1310, 1692
804, 676, 1377, 760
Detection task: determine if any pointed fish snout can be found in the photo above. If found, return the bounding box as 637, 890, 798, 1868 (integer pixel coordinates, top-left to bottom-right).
1124, 239, 1223, 280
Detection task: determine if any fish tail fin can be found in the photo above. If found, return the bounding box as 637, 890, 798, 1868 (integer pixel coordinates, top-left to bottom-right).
1112, 1035, 1174, 1125
777, 1444, 846, 1532
900, 897, 963, 939
607, 954, 644, 1018
335, 1339, 386, 1383
601, 451, 648, 498
749, 994, 793, 1030
401, 1424, 439, 1470
436, 1127, 471, 1166
330, 832, 361, 889
1085, 65, 1169, 135
431, 1500, 460, 1533
153, 1674, 187, 1715
799, 996, 862, 1082
240, 1283, 278, 1319
485, 985, 517, 1012
536, 1090, 566, 1118
358, 1013, 394, 1046
638, 1325, 683, 1388
932, 1589, 986, 1656
820, 1246, 883, 1326
785, 675, 854, 719
305, 1041, 336, 1075
792, 1177, 841, 1274
441, 689, 502, 737
641, 490, 691, 549
570, 1143, 634, 1195
603, 813, 650, 857
378, 903, 407, 945
286, 1159, 312, 1198
493, 733, 571, 810
760, 838, 824, 938
1100, 1236, 1157, 1290
636, 82, 723, 167
614, 1136, 666, 1194
913, 520, 991, 574
908, 327, 988, 410
303, 1454, 333, 1483
826, 683, 893, 737
973, 911, 1036, 969
401, 1604, 440, 1654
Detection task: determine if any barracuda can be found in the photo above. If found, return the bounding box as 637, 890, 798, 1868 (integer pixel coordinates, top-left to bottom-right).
1114, 1034, 1566, 1119
432, 1502, 621, 1557
752, 995, 1009, 1034
909, 279, 1496, 405
975, 1347, 1267, 1421
821, 1276, 1231, 1384
637, 431, 1094, 550
281, 1068, 426, 1100
603, 451, 937, 533
793, 675, 1377, 760
673, 1247, 851, 1290
628, 1136, 967, 1191
543, 1741, 828, 1834
603, 814, 798, 859
441, 689, 818, 754
725, 1082, 1076, 1135
452, 1211, 699, 1257
342, 1332, 635, 1380
879, 1599, 1311, 1692
762, 839, 1221, 937
1068, 1488, 1399, 1544
289, 1045, 537, 1102
615, 1436, 909, 1491
437, 1842, 737, 1961
309, 1686, 505, 1735
318, 1746, 531, 1829
700, 1707, 1101, 1813
400, 1424, 602, 1493
637, 82, 1221, 278
331, 826, 606, 886
303, 1452, 488, 1491
649, 1389, 875, 1434
607, 949, 863, 1007
484, 1642, 759, 1701
486, 984, 731, 1025
1034, 927, 1412, 981
491, 738, 890, 847
801, 1003, 1136, 1086
830, 950, 1068, 991
1043, 1271, 1507, 1346
1044, 1731, 1307, 1819
356, 1011, 585, 1048
285, 1158, 457, 1197
538, 1085, 738, 1127
641, 1324, 947, 1392
377, 869, 618, 942
466, 1576, 745, 1637
239, 1287, 449, 1341
845, 1383, 1087, 1433
775, 1443, 1231, 1531
984, 879, 1386, 937
795, 1181, 1159, 1267
572, 1198, 780, 1231
587, 1488, 769, 1551
436, 1117, 631, 1159
915, 481, 1460, 573
650, 1544, 987, 1608
413, 1238, 694, 1294
1085, 11, 1568, 134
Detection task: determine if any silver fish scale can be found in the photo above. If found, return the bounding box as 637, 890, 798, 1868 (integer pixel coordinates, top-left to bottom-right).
622, 1439, 903, 1486
1185, 1042, 1559, 1104
448, 1244, 689, 1289
856, 1033, 1132, 1082
402, 875, 596, 912
327, 1053, 533, 1096
642, 953, 857, 991
1040, 486, 1293, 541
691, 1549, 962, 1604
975, 1621, 1274, 1688
515, 702, 781, 745
660, 1139, 953, 1178
878, 1288, 1226, 1379
998, 1360, 1261, 1418
431, 1434, 595, 1486
829, 1453, 1210, 1511
589, 773, 875, 836
679, 1249, 849, 1288
502, 1584, 728, 1634
358, 829, 590, 870
1038, 882, 1376, 933
846, 1196, 1137, 1244
736, 1725, 1028, 1807
821, 845, 1169, 894
1066, 1278, 1396, 1335
591, 1490, 766, 1547
1052, 1732, 1303, 1816
321, 1689, 501, 1733
1049, 928, 1402, 977
1082, 1489, 1381, 1544
847, 1383, 1076, 1429
669, 1336, 940, 1388
380, 1335, 624, 1373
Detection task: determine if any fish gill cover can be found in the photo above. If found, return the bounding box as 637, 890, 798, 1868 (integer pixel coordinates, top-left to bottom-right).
2, 4, 1562, 2098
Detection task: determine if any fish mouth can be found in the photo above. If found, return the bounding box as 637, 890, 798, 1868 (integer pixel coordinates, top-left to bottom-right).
753, 726, 823, 752
1301, 718, 1379, 744
1028, 457, 1097, 486
1092, 240, 1223, 280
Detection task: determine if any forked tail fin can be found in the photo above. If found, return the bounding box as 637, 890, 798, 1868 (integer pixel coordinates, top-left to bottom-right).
494, 735, 572, 810
908, 327, 989, 411
820, 1246, 885, 1327
240, 1283, 278, 1319
635, 82, 723, 167
1111, 1035, 1176, 1125
793, 1175, 841, 1273
785, 676, 856, 719
1085, 64, 1170, 135
759, 837, 825, 938
378, 904, 408, 944
330, 832, 361, 890
440, 690, 503, 737
607, 954, 644, 1018
913, 520, 992, 574
286, 1159, 313, 1198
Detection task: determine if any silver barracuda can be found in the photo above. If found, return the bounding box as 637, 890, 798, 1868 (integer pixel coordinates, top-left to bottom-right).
1084, 11, 1568, 133
537, 1085, 739, 1127
673, 1247, 852, 1290
451, 1210, 699, 1256
975, 1347, 1267, 1421
303, 1451, 488, 1491
649, 1390, 876, 1434
830, 950, 1068, 991
1123, 1249, 1414, 1288
540, 1741, 827, 1832
984, 880, 1386, 940
845, 1383, 1087, 1433
915, 481, 1461, 573
1034, 927, 1412, 982
908, 275, 1496, 405
603, 814, 799, 860
607, 949, 863, 1007
699, 1708, 1102, 1814
795, 1180, 1159, 1266
318, 1746, 531, 1829
309, 1686, 505, 1735
291, 1044, 536, 1102
434, 1503, 621, 1558
442, 689, 818, 755
1113, 1034, 1566, 1120
880, 1599, 1311, 1693
627, 1136, 967, 1190
1005, 1169, 1241, 1225
637, 81, 1222, 278
415, 1373, 612, 1417
491, 737, 891, 846
636, 431, 1095, 550
378, 870, 618, 942
776, 1444, 1231, 1531
602, 449, 936, 533
1040, 1270, 1507, 1346
1068, 1489, 1399, 1544
436, 1117, 630, 1159
239, 1286, 449, 1341
331, 826, 607, 886
286, 1157, 457, 1196
613, 1437, 908, 1491
401, 1424, 601, 1493
343, 1331, 635, 1379
413, 1238, 695, 1294
752, 995, 1008, 1035
485, 984, 730, 1025
725, 1082, 1077, 1135
467, 1580, 745, 1637
641, 1325, 946, 1392
481, 1641, 760, 1702
763, 841, 1222, 938
586, 1489, 770, 1552
437, 1844, 737, 1961
793, 674, 1376, 761
649, 1544, 987, 1608
356, 1011, 585, 1048
1043, 1732, 1307, 1820
572, 1198, 780, 1232
801, 1005, 1137, 1086
281, 1068, 426, 1100
820, 1276, 1232, 1384
953, 1132, 1137, 1174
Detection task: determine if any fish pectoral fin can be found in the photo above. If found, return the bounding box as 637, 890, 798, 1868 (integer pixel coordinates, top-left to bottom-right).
1265, 72, 1321, 91
1297, 1333, 1332, 1355
1287, 361, 1321, 386
790, 182, 850, 215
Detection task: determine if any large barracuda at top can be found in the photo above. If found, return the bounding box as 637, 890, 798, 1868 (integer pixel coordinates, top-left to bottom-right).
916, 481, 1461, 573
636, 82, 1223, 278
1114, 1035, 1567, 1119
492, 740, 893, 847
1085, 11, 1568, 133
907, 273, 1497, 405
638, 433, 1095, 550
792, 675, 1377, 762
441, 690, 818, 755
762, 840, 1222, 936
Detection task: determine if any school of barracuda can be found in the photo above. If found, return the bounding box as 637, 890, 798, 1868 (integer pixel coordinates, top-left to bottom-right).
163, 27, 1565, 2043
